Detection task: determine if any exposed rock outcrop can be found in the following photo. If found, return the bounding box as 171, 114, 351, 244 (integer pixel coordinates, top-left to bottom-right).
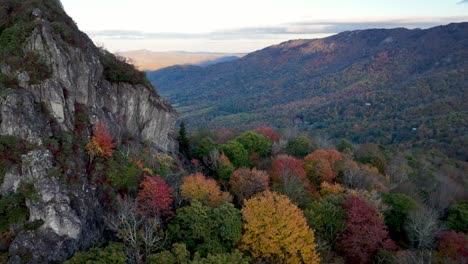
0, 1, 177, 262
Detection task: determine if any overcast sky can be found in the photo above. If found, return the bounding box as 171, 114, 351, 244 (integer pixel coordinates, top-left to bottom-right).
61, 0, 468, 53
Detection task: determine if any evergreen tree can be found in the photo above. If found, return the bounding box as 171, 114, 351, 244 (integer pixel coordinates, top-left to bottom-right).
177, 122, 190, 157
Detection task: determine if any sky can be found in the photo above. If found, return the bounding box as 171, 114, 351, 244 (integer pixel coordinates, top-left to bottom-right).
61, 0, 468, 53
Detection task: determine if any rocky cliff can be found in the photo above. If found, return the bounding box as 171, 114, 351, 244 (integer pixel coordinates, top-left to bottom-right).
0, 0, 177, 262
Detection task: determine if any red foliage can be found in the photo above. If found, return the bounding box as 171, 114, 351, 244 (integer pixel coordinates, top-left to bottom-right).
436, 231, 468, 263
86, 122, 116, 158
270, 155, 307, 183
229, 168, 269, 202
136, 175, 174, 218
338, 195, 396, 264
304, 150, 343, 183
256, 127, 280, 142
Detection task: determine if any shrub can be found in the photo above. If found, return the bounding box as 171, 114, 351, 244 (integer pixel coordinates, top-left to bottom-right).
98, 47, 149, 85
0, 192, 29, 232
86, 122, 116, 159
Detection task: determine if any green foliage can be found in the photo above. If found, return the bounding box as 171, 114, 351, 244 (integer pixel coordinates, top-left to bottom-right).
106, 154, 141, 192
168, 201, 242, 257
65, 243, 126, 264
234, 131, 272, 156
148, 243, 190, 264
192, 137, 217, 160
98, 47, 149, 85
177, 122, 190, 157
220, 141, 249, 168
285, 136, 311, 158
304, 195, 346, 247
336, 139, 353, 152
0, 192, 29, 232
446, 200, 468, 233
191, 250, 250, 264
217, 160, 234, 181
0, 135, 33, 184
381, 193, 417, 233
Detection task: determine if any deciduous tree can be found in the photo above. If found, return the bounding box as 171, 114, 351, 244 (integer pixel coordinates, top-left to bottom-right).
229, 168, 269, 203
240, 191, 320, 264
256, 127, 280, 142
181, 173, 231, 207
304, 149, 343, 185
220, 141, 249, 168
136, 175, 174, 218
234, 131, 272, 156
337, 195, 396, 264
86, 122, 115, 159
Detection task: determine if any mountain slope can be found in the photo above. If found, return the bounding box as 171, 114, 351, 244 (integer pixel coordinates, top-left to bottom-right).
117, 50, 244, 70
148, 23, 468, 160
0, 0, 176, 262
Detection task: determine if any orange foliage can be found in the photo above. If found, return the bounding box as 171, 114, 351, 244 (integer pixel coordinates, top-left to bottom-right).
256, 127, 280, 142
86, 122, 115, 158
304, 149, 343, 184
181, 173, 232, 207
229, 168, 269, 202
240, 191, 320, 264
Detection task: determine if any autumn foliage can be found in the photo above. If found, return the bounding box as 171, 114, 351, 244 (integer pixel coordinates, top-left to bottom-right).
86, 122, 116, 159
136, 175, 174, 218
256, 127, 280, 142
304, 149, 343, 184
435, 231, 468, 263
229, 168, 269, 202
240, 191, 320, 264
337, 195, 396, 264
181, 173, 231, 207
270, 155, 307, 183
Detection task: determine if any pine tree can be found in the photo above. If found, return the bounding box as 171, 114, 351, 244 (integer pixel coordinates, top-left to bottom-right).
177, 122, 190, 157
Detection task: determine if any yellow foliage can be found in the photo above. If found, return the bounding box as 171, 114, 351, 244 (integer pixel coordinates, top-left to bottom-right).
320, 181, 345, 196
181, 173, 232, 207
240, 191, 320, 264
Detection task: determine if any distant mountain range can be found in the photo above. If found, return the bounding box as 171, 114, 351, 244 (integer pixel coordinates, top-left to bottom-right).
148, 23, 468, 160
116, 50, 244, 70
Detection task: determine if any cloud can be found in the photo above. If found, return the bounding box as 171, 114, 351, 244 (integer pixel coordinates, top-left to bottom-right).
458, 0, 468, 4
88, 16, 468, 41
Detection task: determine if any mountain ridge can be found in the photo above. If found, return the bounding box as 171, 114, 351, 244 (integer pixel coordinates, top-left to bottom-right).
148, 22, 468, 160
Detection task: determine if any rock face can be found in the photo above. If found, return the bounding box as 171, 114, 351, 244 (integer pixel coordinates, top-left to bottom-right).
0, 2, 177, 263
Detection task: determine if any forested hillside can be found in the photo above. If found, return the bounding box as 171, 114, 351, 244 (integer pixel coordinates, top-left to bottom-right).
148, 23, 468, 160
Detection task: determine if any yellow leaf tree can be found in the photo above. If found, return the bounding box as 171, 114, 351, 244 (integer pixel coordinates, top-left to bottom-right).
240, 191, 320, 264
181, 173, 232, 207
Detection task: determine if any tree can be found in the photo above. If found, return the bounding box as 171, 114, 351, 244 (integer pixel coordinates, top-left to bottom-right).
220, 141, 249, 168
234, 131, 272, 156
217, 154, 234, 181
86, 122, 115, 159
304, 195, 346, 249
136, 175, 174, 219
304, 149, 343, 185
381, 193, 417, 236
168, 201, 242, 257
404, 206, 439, 250
229, 168, 269, 203
192, 137, 217, 161
270, 155, 313, 205
181, 173, 231, 207
285, 136, 311, 158
177, 122, 190, 157
319, 181, 345, 196
434, 231, 468, 264
336, 139, 353, 152
256, 127, 280, 142
240, 191, 320, 264
337, 195, 396, 264
446, 200, 468, 233
65, 243, 126, 264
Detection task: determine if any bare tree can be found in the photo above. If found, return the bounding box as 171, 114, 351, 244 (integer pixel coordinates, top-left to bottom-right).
106, 196, 166, 264
202, 149, 220, 171
271, 139, 287, 156
405, 206, 439, 251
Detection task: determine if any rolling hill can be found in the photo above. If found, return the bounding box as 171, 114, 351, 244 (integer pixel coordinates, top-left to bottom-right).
148, 23, 468, 160
116, 50, 244, 70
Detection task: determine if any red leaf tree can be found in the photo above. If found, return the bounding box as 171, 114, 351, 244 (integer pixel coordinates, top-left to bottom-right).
86, 122, 116, 159
256, 127, 280, 142
337, 195, 396, 264
136, 175, 174, 218
435, 231, 468, 263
